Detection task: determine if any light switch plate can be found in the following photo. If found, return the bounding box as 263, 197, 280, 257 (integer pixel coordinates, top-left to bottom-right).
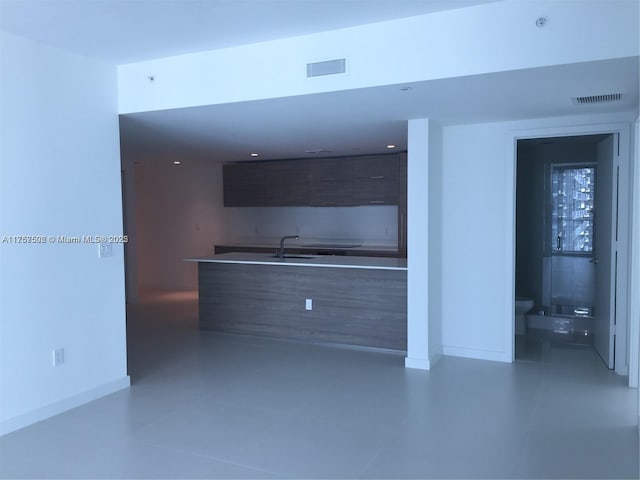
305, 298, 313, 310
99, 243, 113, 258
52, 348, 64, 366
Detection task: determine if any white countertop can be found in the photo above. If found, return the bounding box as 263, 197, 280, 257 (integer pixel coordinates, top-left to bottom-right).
186, 252, 407, 271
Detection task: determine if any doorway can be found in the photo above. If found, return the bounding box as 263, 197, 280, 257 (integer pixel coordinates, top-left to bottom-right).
515, 134, 618, 368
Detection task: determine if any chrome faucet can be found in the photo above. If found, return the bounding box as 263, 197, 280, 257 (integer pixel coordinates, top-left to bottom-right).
277, 235, 299, 258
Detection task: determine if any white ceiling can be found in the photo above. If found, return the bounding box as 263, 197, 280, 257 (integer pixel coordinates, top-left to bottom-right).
120, 57, 639, 163
2, 0, 637, 166
0, 0, 497, 63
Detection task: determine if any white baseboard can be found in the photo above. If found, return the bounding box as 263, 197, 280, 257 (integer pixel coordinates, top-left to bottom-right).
405, 356, 431, 370
442, 345, 510, 363
0, 376, 130, 436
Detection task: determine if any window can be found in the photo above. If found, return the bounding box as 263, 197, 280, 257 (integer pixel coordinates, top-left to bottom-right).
551, 166, 595, 253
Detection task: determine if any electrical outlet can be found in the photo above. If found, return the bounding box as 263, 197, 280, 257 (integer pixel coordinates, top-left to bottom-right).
99, 243, 112, 258
52, 348, 64, 366
305, 298, 313, 311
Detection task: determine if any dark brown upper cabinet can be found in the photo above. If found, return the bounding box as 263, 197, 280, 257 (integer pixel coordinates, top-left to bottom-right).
263, 160, 309, 206
223, 154, 401, 207
308, 157, 355, 206
223, 163, 266, 206
352, 155, 399, 205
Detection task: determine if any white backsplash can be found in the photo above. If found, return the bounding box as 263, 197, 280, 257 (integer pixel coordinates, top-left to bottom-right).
222, 206, 398, 247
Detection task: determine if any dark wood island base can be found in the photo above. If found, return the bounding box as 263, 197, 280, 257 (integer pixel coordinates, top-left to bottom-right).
197, 259, 407, 351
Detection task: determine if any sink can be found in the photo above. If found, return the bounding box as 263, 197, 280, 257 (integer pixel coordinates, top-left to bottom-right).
270, 255, 315, 259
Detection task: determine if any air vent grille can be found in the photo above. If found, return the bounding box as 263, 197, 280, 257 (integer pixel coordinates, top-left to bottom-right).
574, 93, 622, 104
306, 59, 346, 77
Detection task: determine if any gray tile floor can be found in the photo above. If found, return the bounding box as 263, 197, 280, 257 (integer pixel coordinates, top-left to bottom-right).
1, 294, 638, 479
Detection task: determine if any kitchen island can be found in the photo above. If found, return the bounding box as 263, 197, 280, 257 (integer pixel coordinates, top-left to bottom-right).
186, 253, 407, 351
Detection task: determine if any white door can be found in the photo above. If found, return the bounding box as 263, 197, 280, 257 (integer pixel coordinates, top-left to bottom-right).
593, 134, 617, 369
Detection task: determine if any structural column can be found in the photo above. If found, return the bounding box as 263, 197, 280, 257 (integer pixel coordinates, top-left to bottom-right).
405, 119, 431, 369
405, 118, 444, 370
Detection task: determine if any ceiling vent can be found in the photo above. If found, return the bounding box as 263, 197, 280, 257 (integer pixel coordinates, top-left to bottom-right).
306, 59, 346, 77
574, 93, 622, 105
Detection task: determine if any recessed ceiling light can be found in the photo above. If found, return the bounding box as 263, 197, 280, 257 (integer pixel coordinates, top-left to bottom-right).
250, 153, 259, 157
386, 144, 396, 149
173, 161, 181, 165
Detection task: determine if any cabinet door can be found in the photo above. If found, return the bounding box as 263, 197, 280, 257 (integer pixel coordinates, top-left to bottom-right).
224, 154, 402, 207
223, 163, 265, 206
264, 160, 309, 206
297, 267, 407, 350
199, 263, 302, 338
352, 155, 399, 205
308, 158, 355, 206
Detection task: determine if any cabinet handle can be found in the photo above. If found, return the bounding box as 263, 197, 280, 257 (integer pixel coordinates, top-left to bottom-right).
369, 200, 385, 204
370, 175, 385, 179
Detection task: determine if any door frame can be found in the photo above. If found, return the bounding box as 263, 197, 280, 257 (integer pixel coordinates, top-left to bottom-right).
508, 122, 633, 378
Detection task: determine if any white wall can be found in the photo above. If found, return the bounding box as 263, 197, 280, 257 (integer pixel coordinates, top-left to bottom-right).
441, 122, 513, 361
439, 112, 638, 363
117, 0, 638, 114
133, 162, 225, 294
0, 32, 129, 434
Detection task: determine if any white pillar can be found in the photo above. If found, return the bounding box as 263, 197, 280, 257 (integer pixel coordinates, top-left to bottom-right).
629, 116, 640, 390
405, 119, 431, 369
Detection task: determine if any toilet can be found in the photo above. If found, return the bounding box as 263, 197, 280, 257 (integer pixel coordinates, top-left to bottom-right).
515, 297, 534, 335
